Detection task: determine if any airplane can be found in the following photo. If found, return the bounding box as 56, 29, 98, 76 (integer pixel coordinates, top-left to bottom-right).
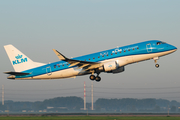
4, 40, 177, 82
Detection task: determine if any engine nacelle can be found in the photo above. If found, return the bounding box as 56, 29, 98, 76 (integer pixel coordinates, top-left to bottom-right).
108, 66, 125, 74
103, 61, 118, 72
99, 61, 125, 74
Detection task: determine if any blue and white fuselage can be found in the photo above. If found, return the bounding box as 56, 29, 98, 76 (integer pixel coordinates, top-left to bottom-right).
4, 40, 177, 82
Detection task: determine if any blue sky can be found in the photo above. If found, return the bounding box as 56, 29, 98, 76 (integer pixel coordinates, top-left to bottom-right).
0, 0, 180, 102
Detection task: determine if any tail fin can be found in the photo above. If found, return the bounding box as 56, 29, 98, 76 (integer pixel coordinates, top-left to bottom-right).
4, 44, 45, 72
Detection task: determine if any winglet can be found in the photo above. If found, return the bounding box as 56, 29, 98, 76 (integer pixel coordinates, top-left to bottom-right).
52, 49, 68, 61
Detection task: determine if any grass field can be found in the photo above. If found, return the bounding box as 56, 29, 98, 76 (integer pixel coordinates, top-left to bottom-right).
0, 116, 180, 120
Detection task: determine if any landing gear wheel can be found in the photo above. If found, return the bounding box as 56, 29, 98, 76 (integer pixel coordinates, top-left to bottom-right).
89, 75, 95, 80
95, 76, 101, 82
155, 64, 159, 68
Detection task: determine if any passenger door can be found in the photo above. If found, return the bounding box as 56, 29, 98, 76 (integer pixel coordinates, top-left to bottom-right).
146, 43, 152, 53
46, 66, 52, 76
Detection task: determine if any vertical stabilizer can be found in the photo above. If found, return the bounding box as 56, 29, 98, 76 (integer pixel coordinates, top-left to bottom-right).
4, 45, 44, 72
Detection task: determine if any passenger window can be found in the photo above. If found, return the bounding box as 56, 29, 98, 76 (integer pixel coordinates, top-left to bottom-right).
89, 58, 91, 60
128, 49, 130, 51
54, 65, 56, 68
115, 52, 117, 54
102, 55, 104, 57
124, 50, 126, 52
119, 51, 121, 53
107, 54, 108, 56
133, 48, 134, 50
98, 56, 100, 58
137, 47, 139, 49
111, 53, 113, 55
58, 64, 60, 67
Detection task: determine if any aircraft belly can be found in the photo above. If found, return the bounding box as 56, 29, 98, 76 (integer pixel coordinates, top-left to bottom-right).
59, 68, 80, 78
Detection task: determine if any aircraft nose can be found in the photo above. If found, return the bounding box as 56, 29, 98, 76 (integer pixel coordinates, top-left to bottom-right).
168, 44, 177, 51
172, 45, 177, 51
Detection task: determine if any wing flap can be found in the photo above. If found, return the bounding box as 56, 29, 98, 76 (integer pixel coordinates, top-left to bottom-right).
69, 62, 80, 67
84, 64, 101, 70
78, 64, 90, 69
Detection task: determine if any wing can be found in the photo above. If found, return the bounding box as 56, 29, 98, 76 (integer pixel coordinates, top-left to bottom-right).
52, 49, 102, 70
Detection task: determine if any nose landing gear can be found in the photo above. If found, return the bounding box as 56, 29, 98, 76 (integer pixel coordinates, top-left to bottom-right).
155, 64, 159, 68
153, 57, 159, 68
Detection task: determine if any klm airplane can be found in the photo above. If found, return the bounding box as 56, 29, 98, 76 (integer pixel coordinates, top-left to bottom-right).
4, 40, 177, 82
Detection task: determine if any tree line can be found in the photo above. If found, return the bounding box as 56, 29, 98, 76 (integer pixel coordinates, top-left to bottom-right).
0, 96, 179, 112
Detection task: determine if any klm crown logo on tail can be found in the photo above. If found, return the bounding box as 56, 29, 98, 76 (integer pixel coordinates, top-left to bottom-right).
12, 54, 28, 65
15, 54, 22, 59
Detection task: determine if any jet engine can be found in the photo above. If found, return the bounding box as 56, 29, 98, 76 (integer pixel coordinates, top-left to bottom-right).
107, 66, 125, 74
103, 61, 118, 72
99, 61, 125, 74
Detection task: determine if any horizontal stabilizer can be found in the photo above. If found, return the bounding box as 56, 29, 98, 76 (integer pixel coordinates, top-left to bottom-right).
4, 71, 30, 76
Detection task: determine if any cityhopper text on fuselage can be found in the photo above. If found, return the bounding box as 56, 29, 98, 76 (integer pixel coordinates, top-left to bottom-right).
4, 40, 177, 82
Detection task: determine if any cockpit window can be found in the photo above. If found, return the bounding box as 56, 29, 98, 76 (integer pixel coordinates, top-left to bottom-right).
157, 41, 166, 45
157, 42, 161, 45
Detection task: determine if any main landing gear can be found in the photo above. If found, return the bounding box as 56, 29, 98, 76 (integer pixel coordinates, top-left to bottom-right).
153, 57, 159, 68
89, 74, 101, 82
